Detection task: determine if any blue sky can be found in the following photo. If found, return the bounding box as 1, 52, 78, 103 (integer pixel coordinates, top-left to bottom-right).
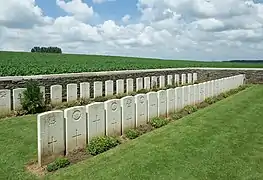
36, 0, 139, 23
1, 0, 263, 60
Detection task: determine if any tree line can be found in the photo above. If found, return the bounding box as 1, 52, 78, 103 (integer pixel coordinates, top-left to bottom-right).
31, 46, 62, 54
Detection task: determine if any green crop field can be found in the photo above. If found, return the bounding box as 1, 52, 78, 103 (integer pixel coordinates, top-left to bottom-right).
1, 85, 263, 179
1, 51, 263, 76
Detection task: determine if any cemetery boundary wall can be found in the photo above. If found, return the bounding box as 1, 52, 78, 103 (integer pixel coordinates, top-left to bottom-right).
0, 68, 262, 90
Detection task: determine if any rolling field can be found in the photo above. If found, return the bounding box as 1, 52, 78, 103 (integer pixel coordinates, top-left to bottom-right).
1, 51, 263, 76
1, 85, 263, 179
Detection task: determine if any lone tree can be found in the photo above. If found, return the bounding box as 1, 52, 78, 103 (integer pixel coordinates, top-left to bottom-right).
31, 46, 62, 54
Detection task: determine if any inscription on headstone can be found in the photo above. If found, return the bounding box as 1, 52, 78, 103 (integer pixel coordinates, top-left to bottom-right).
135, 94, 147, 127
147, 92, 158, 121
121, 96, 135, 133
105, 99, 121, 136
0, 89, 11, 115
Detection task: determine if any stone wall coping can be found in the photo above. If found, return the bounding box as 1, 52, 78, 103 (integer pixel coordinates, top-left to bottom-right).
1, 67, 263, 81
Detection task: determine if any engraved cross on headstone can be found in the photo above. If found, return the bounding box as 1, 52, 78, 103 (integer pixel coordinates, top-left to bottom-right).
93, 114, 100, 133
48, 136, 57, 153
72, 129, 82, 147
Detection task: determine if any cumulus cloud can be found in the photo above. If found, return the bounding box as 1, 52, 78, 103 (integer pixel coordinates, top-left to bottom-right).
0, 0, 52, 29
1, 0, 263, 60
56, 0, 94, 22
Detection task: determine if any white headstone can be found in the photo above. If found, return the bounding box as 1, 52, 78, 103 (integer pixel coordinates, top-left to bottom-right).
121, 96, 135, 133
86, 102, 105, 143
105, 99, 121, 136
181, 74, 186, 85
183, 86, 190, 107
174, 74, 180, 86
105, 80, 114, 96
64, 106, 86, 154
37, 110, 64, 166
136, 78, 143, 91
157, 90, 167, 117
204, 82, 209, 99
135, 94, 147, 127
50, 85, 62, 105
94, 81, 102, 98
167, 89, 175, 114
187, 73, 193, 84
193, 84, 199, 104
147, 92, 158, 121
209, 81, 213, 97
116, 79, 124, 94
13, 88, 26, 111
175, 87, 182, 111
126, 78, 134, 94
159, 76, 165, 88
167, 75, 173, 86
80, 82, 90, 99
0, 89, 11, 115
199, 83, 205, 102
151, 76, 158, 88
193, 73, 198, 83
40, 86, 45, 102
67, 84, 77, 102
144, 77, 151, 90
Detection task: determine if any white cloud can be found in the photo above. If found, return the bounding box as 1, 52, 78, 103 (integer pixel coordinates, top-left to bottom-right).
56, 0, 94, 22
122, 14, 131, 23
1, 0, 263, 60
92, 0, 116, 4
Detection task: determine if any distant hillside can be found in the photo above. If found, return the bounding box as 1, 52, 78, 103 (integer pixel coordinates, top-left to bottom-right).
226, 60, 263, 63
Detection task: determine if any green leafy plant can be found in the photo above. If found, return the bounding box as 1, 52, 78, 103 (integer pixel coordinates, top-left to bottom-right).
204, 97, 216, 105
87, 136, 120, 155
46, 157, 70, 172
183, 105, 198, 114
149, 117, 169, 128
21, 80, 45, 114
125, 129, 141, 139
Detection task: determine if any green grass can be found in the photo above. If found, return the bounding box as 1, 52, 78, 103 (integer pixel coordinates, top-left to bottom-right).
1, 85, 263, 179
1, 51, 263, 76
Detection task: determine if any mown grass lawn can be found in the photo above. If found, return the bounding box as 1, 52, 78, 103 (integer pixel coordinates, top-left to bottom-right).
1, 85, 263, 180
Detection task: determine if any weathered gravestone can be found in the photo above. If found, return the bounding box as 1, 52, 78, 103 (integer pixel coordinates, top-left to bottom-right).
64, 106, 86, 155
181, 74, 186, 85
174, 74, 180, 86
157, 90, 167, 117
121, 96, 135, 133
86, 102, 105, 143
50, 85, 62, 105
193, 84, 198, 104
187, 73, 192, 84
0, 89, 11, 115
151, 76, 158, 88
147, 92, 158, 121
116, 79, 124, 94
159, 76, 165, 88
167, 89, 175, 114
189, 85, 194, 105
136, 78, 143, 91
67, 84, 77, 102
80, 82, 90, 99
126, 78, 134, 94
37, 110, 64, 166
135, 94, 147, 127
40, 86, 45, 102
199, 83, 205, 102
105, 99, 121, 136
94, 81, 103, 98
167, 75, 173, 86
144, 77, 151, 90
13, 88, 26, 111
193, 73, 198, 83
105, 80, 114, 96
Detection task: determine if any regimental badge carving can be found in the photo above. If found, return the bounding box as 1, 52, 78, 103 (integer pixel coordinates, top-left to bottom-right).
111, 102, 118, 111
0, 91, 6, 98
72, 110, 81, 121
126, 98, 132, 107
47, 113, 56, 126
139, 96, 144, 104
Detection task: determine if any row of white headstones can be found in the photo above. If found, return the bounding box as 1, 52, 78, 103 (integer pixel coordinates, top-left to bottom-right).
0, 73, 197, 115
37, 74, 245, 167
